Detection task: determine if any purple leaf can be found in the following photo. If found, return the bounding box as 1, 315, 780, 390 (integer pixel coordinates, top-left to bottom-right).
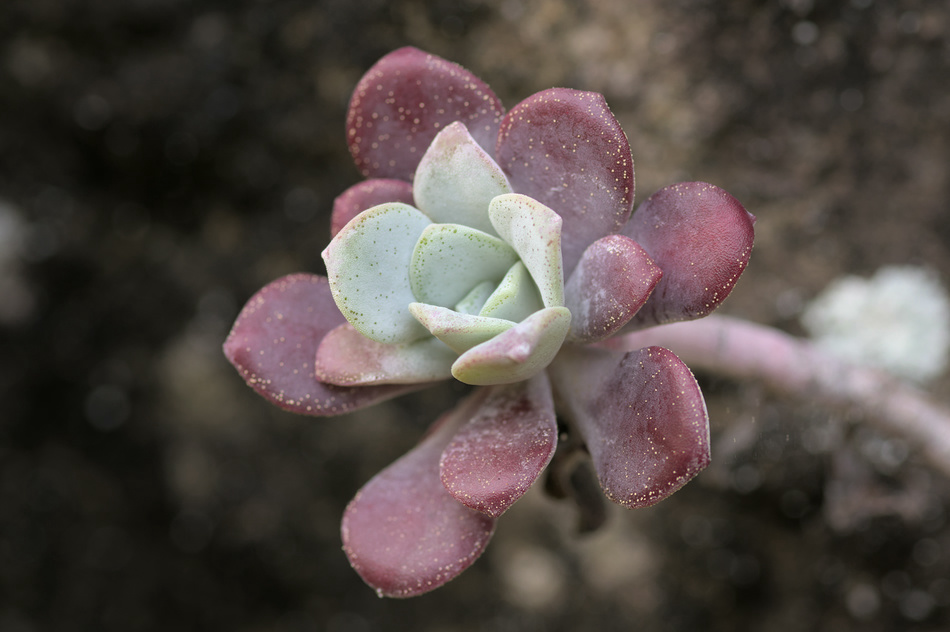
564, 234, 662, 344
440, 373, 557, 517
496, 88, 634, 275
346, 47, 505, 181
621, 182, 755, 328
223, 274, 421, 416
342, 395, 497, 598
331, 179, 414, 237
549, 345, 710, 508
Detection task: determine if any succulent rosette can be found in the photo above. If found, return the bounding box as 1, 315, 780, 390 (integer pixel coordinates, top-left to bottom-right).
224, 47, 755, 597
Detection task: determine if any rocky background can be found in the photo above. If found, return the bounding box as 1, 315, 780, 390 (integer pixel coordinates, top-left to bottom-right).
2, 0, 949, 630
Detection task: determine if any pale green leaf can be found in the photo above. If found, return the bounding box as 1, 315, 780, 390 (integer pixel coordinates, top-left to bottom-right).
409, 303, 516, 354
451, 306, 571, 385
478, 261, 544, 322
488, 194, 565, 308
455, 281, 496, 315
322, 203, 432, 344
410, 223, 519, 308
413, 121, 512, 236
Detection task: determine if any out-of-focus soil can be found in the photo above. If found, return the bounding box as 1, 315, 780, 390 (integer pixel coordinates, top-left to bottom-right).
2, 1, 949, 630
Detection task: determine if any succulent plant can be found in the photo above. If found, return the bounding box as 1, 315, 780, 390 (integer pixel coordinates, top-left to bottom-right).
224, 47, 755, 597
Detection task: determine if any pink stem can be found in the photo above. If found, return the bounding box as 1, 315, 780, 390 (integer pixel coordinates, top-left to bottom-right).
609, 315, 950, 477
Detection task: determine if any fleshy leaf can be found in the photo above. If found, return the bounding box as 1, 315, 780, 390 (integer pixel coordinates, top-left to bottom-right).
315, 323, 456, 385
455, 281, 496, 315
322, 202, 431, 344
478, 261, 544, 322
409, 303, 515, 354
451, 306, 571, 385
346, 47, 505, 180
413, 122, 512, 236
331, 179, 414, 237
409, 223, 519, 308
342, 393, 497, 598
549, 345, 710, 508
564, 234, 662, 344
223, 274, 421, 416
621, 182, 755, 329
496, 88, 634, 275
440, 373, 557, 517
488, 193, 564, 309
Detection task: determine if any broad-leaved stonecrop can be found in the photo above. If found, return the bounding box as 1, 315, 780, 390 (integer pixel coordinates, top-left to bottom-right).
224, 47, 755, 597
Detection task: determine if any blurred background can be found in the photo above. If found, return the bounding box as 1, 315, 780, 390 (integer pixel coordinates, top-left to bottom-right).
2, 0, 949, 630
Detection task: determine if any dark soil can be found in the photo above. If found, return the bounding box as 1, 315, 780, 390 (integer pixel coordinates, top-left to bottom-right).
2, 1, 949, 630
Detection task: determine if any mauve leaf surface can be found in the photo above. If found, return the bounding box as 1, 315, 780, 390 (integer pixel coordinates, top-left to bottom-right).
314, 323, 456, 385
451, 306, 571, 385
621, 182, 755, 328
342, 393, 497, 598
488, 193, 564, 309
496, 88, 634, 275
413, 122, 511, 236
440, 373, 557, 517
409, 223, 518, 308
331, 179, 414, 237
223, 274, 419, 416
347, 47, 505, 181
564, 234, 662, 344
409, 303, 515, 354
322, 202, 431, 344
549, 345, 710, 508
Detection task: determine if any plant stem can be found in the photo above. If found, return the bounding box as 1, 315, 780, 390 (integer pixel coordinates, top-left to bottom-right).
611, 314, 950, 477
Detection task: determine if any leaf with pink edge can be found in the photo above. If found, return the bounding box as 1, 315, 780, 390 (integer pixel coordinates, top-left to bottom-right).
413, 122, 512, 236
496, 88, 634, 275
440, 373, 557, 517
314, 323, 456, 385
488, 193, 564, 309
549, 345, 710, 508
346, 47, 505, 181
409, 302, 515, 354
342, 393, 497, 598
621, 182, 755, 329
451, 306, 571, 386
564, 234, 662, 344
331, 179, 414, 237
223, 274, 422, 416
